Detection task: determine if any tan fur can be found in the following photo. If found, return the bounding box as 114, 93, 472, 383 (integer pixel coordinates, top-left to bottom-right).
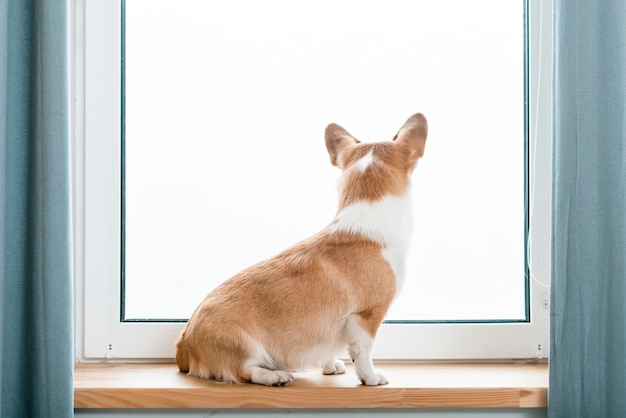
176, 113, 428, 386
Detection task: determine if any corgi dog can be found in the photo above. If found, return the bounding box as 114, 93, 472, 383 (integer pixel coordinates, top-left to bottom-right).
176, 113, 428, 386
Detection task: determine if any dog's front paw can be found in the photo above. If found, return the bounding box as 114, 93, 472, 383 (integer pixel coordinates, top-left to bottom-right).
359, 369, 389, 386
322, 359, 346, 375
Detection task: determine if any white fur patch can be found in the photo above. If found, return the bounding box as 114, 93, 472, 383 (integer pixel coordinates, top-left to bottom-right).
328, 190, 413, 297
354, 149, 374, 172
329, 191, 413, 246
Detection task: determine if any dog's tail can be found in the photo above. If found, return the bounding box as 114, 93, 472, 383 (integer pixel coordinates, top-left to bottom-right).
175, 331, 190, 372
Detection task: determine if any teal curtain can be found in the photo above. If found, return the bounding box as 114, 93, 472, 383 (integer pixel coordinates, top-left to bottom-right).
550, 0, 626, 416
0, 1, 73, 417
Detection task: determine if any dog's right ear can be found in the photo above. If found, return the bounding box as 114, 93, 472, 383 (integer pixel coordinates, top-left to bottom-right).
393, 113, 428, 168
325, 123, 360, 168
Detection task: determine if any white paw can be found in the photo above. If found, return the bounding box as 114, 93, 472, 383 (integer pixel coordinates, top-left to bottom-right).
250, 367, 294, 387
359, 369, 389, 386
322, 359, 347, 375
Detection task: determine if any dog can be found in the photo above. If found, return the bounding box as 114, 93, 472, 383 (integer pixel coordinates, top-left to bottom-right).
176, 113, 428, 386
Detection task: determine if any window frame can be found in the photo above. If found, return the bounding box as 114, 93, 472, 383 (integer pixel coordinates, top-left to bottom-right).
74, 0, 552, 361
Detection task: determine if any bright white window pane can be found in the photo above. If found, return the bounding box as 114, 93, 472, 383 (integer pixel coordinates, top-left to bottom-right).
124, 0, 525, 321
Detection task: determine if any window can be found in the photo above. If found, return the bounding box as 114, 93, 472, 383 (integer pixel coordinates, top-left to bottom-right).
75, 0, 552, 360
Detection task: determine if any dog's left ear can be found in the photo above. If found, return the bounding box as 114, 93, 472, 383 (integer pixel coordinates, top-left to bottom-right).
325, 123, 360, 168
393, 113, 428, 167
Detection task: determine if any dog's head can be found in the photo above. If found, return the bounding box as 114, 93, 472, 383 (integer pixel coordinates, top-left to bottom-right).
324, 113, 428, 208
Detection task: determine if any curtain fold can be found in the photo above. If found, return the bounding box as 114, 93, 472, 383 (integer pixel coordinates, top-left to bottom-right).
550, 0, 626, 416
0, 1, 73, 417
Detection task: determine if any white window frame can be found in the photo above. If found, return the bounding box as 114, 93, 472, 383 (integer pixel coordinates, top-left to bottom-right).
73, 0, 552, 362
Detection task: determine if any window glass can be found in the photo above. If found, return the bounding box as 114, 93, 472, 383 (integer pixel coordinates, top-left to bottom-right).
123, 0, 526, 322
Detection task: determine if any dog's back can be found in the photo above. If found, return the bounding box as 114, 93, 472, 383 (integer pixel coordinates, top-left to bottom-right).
176, 113, 428, 386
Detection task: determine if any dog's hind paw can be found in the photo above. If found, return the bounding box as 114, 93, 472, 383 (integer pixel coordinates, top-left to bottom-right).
322, 358, 347, 375
248, 366, 294, 387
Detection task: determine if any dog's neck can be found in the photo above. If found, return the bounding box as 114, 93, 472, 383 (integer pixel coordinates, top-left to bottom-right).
328, 188, 414, 249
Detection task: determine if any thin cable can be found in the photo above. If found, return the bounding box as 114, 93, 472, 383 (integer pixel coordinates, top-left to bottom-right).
527, 0, 550, 289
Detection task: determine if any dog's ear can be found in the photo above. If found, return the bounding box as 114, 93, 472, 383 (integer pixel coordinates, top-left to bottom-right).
325, 123, 360, 168
393, 113, 428, 167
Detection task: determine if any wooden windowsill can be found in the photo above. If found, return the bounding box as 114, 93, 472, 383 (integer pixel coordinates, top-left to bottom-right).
74, 362, 547, 409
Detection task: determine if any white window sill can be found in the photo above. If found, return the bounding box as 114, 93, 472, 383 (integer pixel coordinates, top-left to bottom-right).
74, 362, 547, 409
